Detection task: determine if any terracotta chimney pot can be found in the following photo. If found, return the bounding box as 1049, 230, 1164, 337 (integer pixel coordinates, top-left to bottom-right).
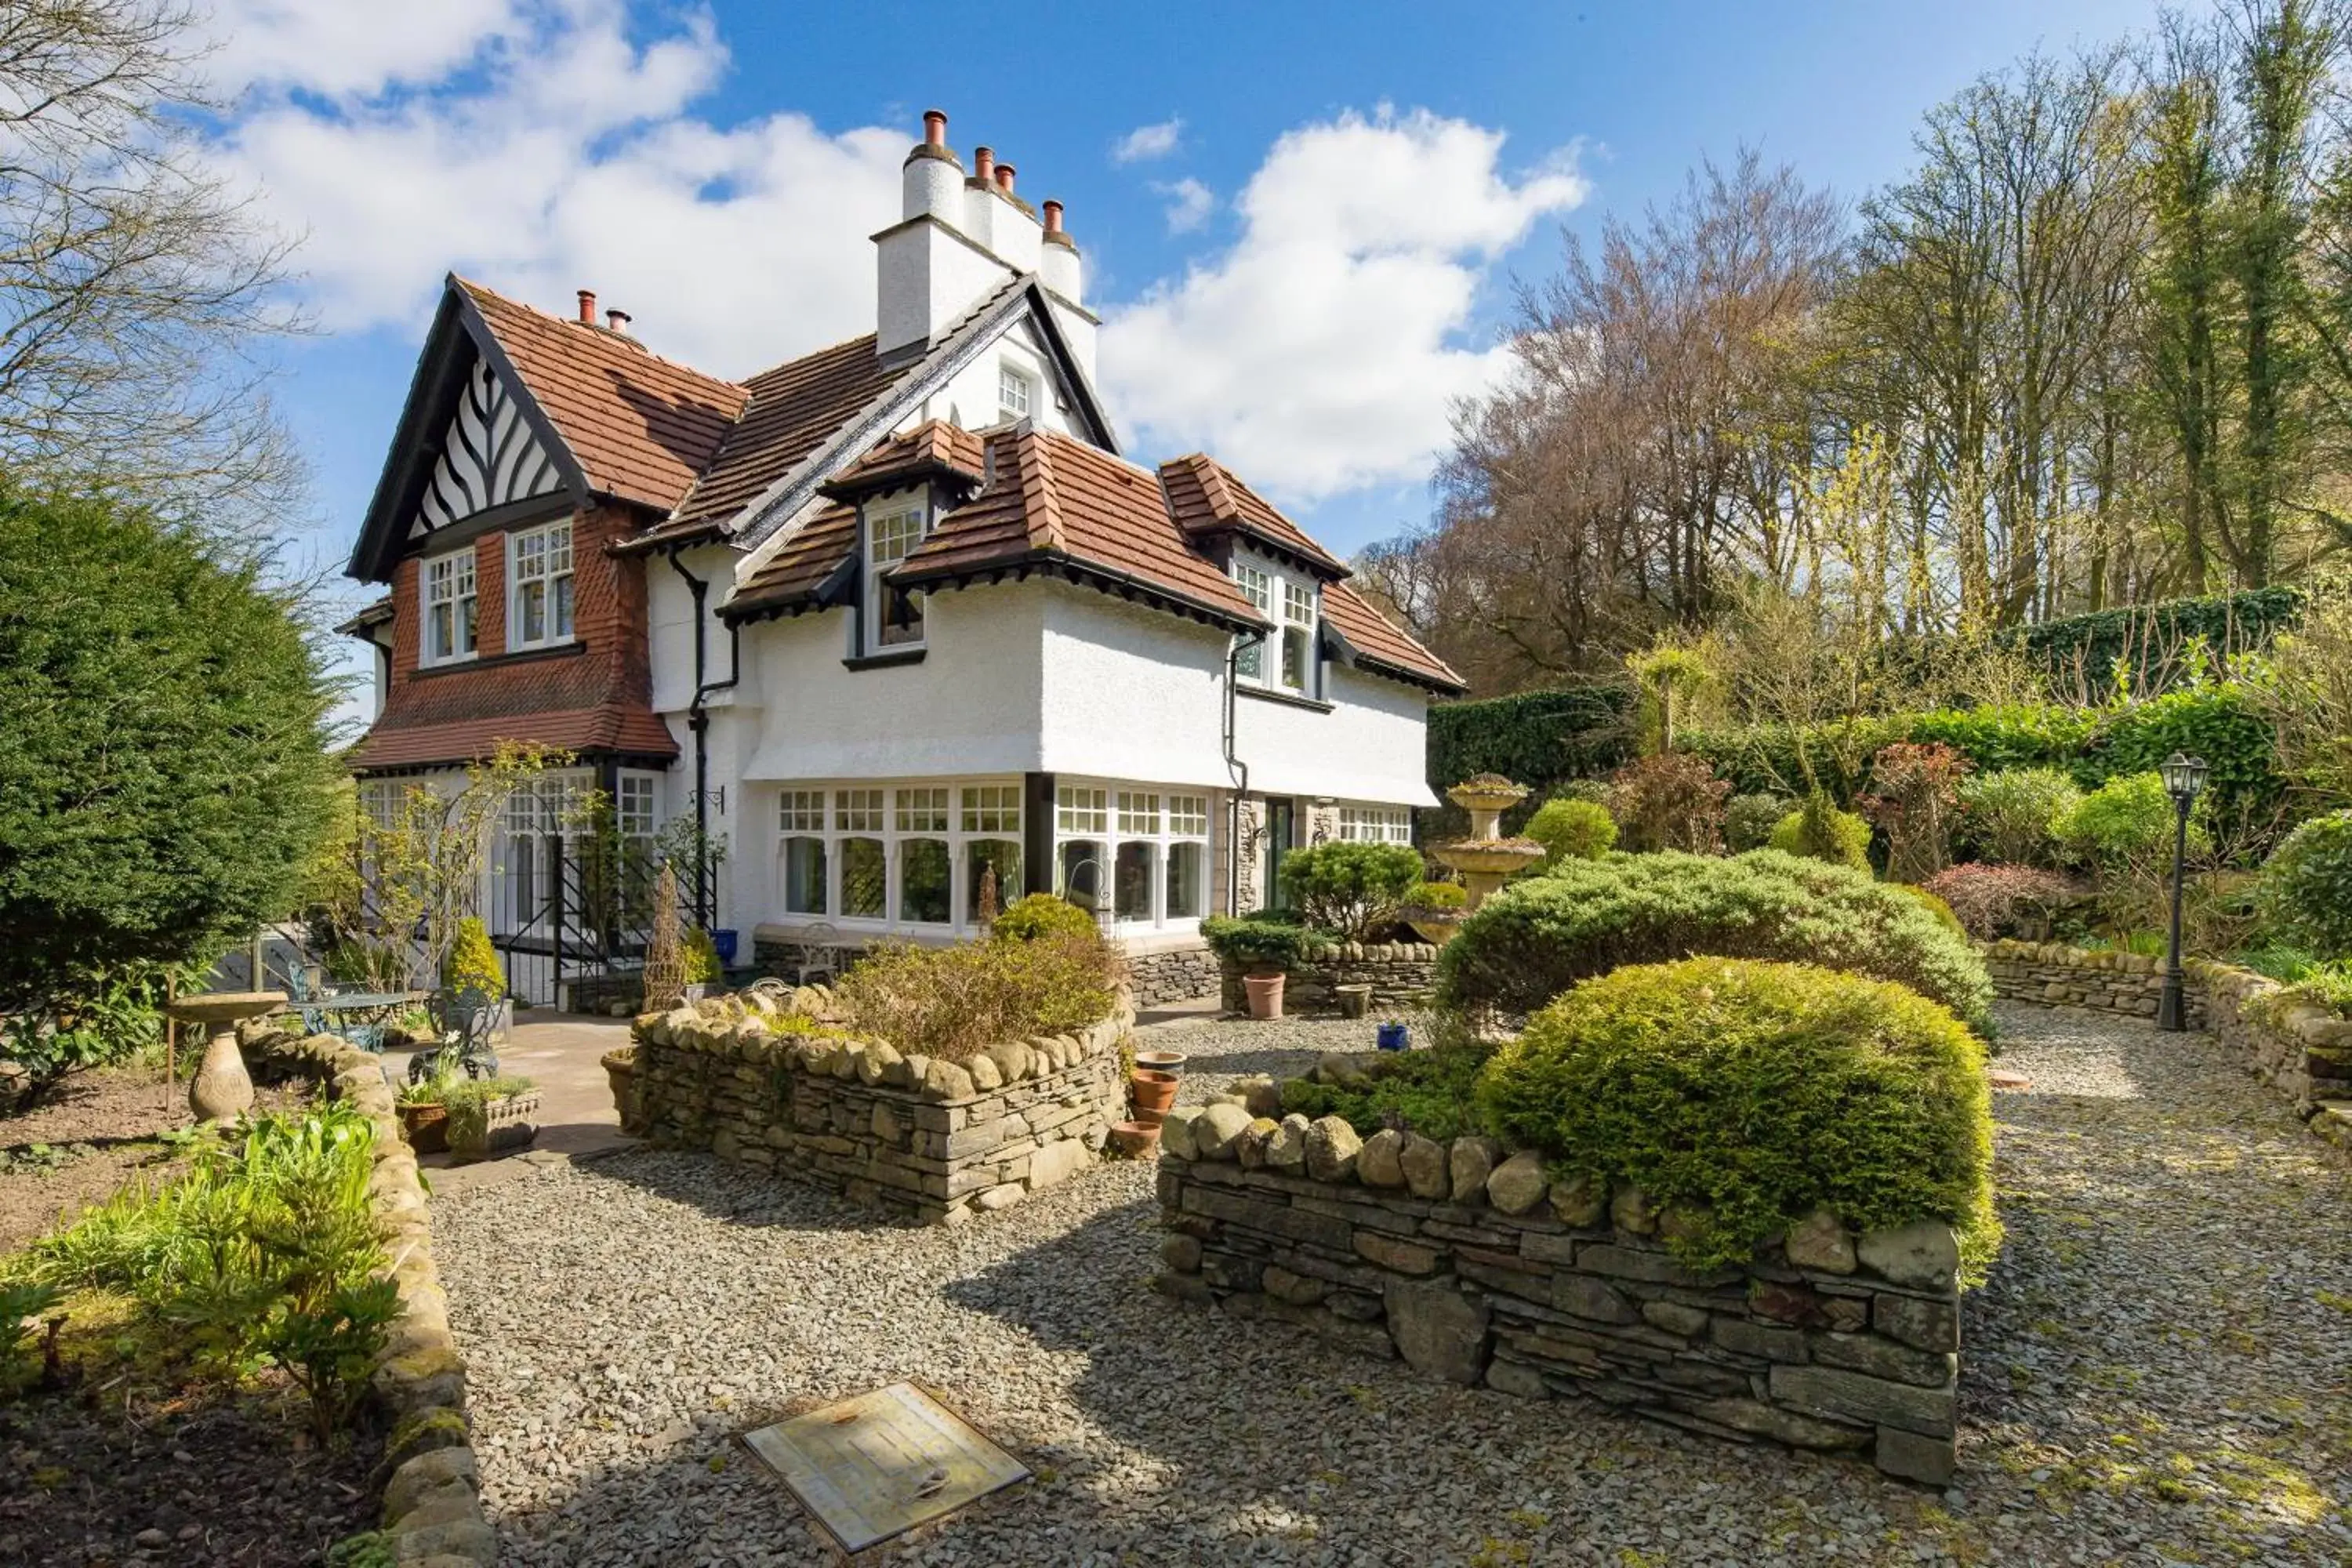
995, 162, 1015, 193
973, 146, 995, 183
922, 109, 947, 147
1042, 199, 1064, 234
576, 289, 596, 324
605, 308, 631, 334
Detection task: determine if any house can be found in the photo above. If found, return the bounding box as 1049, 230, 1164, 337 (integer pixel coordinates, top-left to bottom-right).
339, 110, 1462, 1005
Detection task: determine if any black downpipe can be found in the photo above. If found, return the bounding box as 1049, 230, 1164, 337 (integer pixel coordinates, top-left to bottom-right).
664, 550, 741, 929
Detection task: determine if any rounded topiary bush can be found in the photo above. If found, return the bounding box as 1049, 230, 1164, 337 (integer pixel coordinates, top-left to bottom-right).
1768, 796, 1872, 869
1475, 957, 1997, 1278
1525, 797, 1617, 866
1436, 848, 1994, 1032
1723, 793, 1788, 853
2259, 809, 2352, 958
991, 893, 1098, 944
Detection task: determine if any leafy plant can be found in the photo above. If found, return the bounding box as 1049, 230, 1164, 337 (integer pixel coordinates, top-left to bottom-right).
1523, 798, 1617, 866
0, 1280, 63, 1392
990, 894, 1098, 944
442, 916, 503, 998
1200, 916, 1331, 970
1398, 880, 1468, 913
1955, 767, 2082, 867
1277, 840, 1425, 939
1768, 793, 1872, 869
0, 964, 178, 1109
2257, 809, 2352, 958
260, 1277, 401, 1444
2057, 771, 2207, 927
1860, 742, 1969, 883
1436, 848, 1994, 1032
833, 931, 1121, 1062
2281, 959, 2352, 1018
1279, 1033, 1498, 1142
1606, 753, 1731, 854
1626, 640, 1718, 755
682, 927, 724, 985
1474, 958, 1997, 1280
1921, 863, 2083, 940
442, 1075, 535, 1150
1723, 793, 1789, 853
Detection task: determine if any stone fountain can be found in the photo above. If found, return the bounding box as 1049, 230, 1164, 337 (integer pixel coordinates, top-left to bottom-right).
1431, 774, 1546, 910
166, 991, 286, 1123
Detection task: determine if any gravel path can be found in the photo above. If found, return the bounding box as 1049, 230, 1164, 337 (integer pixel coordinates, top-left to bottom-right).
432, 1005, 2352, 1566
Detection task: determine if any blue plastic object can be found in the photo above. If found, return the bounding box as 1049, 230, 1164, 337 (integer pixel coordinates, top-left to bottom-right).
1376, 1022, 1410, 1052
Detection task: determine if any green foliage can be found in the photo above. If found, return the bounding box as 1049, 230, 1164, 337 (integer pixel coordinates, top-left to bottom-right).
1439, 848, 1994, 1032
834, 929, 1121, 1062
1200, 916, 1331, 969
442, 1075, 535, 1150
2092, 684, 2286, 853
1426, 684, 1635, 799
0, 964, 177, 1108
2281, 959, 2352, 1018
1887, 884, 1967, 939
2059, 771, 2205, 872
325, 1534, 398, 1568
1955, 768, 2082, 867
1606, 753, 1731, 853
1473, 959, 1998, 1279
681, 927, 724, 985
0, 1280, 63, 1392
0, 479, 340, 1014
2002, 587, 2303, 695
442, 916, 503, 998
1523, 798, 1617, 866
1278, 840, 1425, 938
1723, 793, 1789, 853
1767, 795, 1872, 869
1278, 1035, 1499, 1142
2258, 810, 2352, 958
989, 894, 1098, 944
259, 1276, 401, 1443
1398, 880, 1469, 913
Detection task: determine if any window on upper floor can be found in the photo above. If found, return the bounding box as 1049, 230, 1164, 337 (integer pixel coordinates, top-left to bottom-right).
509, 520, 575, 650
998, 364, 1034, 423
1232, 563, 1271, 682
864, 500, 927, 653
423, 549, 477, 666
1229, 554, 1319, 699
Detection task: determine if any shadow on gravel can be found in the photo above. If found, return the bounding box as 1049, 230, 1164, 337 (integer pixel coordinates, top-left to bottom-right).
554, 1145, 927, 1238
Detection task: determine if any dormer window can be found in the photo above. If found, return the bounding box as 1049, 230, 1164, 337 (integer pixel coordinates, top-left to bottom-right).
865, 500, 928, 652
508, 520, 574, 649
998, 365, 1034, 423
1280, 579, 1316, 692
1232, 563, 1272, 681
422, 549, 477, 666
1230, 554, 1319, 699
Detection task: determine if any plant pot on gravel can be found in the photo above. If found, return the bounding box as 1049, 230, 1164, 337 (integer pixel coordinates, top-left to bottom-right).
1134, 1048, 1187, 1078
1243, 971, 1286, 1021
1108, 1120, 1160, 1159
445, 1076, 539, 1163
601, 1047, 644, 1135
1332, 983, 1373, 1019
1128, 1069, 1179, 1120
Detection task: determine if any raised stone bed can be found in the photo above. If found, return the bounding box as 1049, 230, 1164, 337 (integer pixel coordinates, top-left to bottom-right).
1985, 939, 2352, 1150
1127, 943, 1221, 1006
632, 992, 1131, 1224
1217, 942, 1439, 1016
1152, 1103, 1963, 1485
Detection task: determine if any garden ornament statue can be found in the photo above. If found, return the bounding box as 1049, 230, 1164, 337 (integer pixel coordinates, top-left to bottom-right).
165, 990, 288, 1123
1432, 775, 1545, 909
2157, 752, 2209, 1033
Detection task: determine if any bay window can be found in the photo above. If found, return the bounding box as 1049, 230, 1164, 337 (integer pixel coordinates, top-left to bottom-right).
509, 520, 574, 648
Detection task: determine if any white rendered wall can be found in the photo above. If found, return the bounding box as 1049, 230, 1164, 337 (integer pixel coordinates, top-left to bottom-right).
1235, 661, 1438, 807
875, 217, 1018, 356
648, 543, 735, 715
1036, 587, 1228, 787
910, 326, 1073, 436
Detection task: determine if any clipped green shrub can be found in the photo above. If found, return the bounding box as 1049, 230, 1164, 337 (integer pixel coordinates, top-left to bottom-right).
1723, 793, 1788, 853
1888, 884, 1967, 939
1200, 915, 1330, 970
1768, 795, 1872, 869
1475, 958, 1997, 1279
1525, 798, 1617, 866
1278, 1031, 1497, 1142
990, 893, 1098, 944
1955, 767, 2080, 867
681, 927, 723, 985
444, 916, 503, 998
2258, 810, 2352, 958
1279, 840, 1424, 938
2002, 586, 2303, 694
1428, 685, 1635, 800
1399, 880, 1468, 913
1436, 848, 1994, 1032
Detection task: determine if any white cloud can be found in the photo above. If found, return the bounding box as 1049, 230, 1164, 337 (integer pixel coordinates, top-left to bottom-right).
1110, 116, 1183, 164
1102, 107, 1585, 500
1154, 176, 1214, 234
209, 2, 904, 376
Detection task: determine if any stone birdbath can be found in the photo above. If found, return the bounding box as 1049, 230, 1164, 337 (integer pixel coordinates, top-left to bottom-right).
166, 991, 286, 1123
1431, 774, 1546, 910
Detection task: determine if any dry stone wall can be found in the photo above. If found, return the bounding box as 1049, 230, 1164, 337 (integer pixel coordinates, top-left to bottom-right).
1218, 942, 1439, 1015
1152, 1102, 1964, 1486
1986, 940, 2352, 1151
631, 991, 1130, 1224
1127, 944, 1221, 1006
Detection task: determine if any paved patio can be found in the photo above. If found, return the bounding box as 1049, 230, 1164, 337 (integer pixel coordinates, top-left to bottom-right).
387, 1012, 634, 1196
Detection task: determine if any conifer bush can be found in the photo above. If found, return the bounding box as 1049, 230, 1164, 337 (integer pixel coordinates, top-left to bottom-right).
1525, 797, 1617, 866
1768, 793, 1873, 869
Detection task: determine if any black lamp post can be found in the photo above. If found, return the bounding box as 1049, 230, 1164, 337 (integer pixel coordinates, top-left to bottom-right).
2157, 752, 2209, 1032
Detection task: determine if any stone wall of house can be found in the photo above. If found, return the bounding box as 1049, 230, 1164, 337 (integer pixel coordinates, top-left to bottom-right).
1152, 1103, 1964, 1484
631, 993, 1131, 1223
1985, 940, 2352, 1151
241, 1022, 493, 1565
1218, 942, 1440, 1015
1128, 944, 1221, 1007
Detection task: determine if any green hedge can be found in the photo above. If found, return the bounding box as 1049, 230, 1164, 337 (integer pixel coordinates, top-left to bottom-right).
2000, 586, 2303, 694
1475, 958, 1997, 1278
1435, 848, 1994, 1032
1426, 684, 1634, 795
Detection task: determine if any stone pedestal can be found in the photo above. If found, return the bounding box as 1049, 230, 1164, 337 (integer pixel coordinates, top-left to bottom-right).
166, 991, 286, 1123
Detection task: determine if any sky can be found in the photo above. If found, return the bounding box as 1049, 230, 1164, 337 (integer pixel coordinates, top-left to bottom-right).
194, 0, 2175, 643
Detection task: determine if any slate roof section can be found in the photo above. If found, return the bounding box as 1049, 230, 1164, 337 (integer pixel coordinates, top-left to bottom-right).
457, 279, 746, 514
1157, 452, 1348, 578
347, 707, 679, 772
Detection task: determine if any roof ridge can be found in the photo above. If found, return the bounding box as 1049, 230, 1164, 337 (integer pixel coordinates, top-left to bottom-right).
454, 274, 748, 394
1190, 452, 1241, 520
1018, 426, 1065, 552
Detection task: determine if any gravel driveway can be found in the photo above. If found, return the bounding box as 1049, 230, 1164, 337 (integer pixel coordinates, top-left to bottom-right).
431, 1004, 2352, 1566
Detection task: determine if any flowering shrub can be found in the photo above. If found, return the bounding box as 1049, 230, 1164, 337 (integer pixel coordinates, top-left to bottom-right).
1860, 742, 1969, 883
1606, 753, 1731, 854
1921, 862, 2082, 940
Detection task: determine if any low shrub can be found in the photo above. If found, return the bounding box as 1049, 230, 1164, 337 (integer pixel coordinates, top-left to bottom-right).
0, 964, 172, 1109
1921, 863, 2082, 940
1723, 793, 1788, 853
1955, 767, 2081, 868
1860, 742, 1968, 883
833, 929, 1123, 1061
1768, 794, 1872, 870
1278, 1029, 1497, 1142
1475, 958, 1998, 1279
1524, 797, 1617, 866
2058, 771, 2207, 926
990, 893, 1098, 944
1606, 753, 1731, 854
2257, 809, 2352, 959
1279, 841, 1425, 938
1436, 848, 1994, 1032
1398, 880, 1468, 913
1201, 914, 1333, 970
681, 927, 723, 985
1889, 884, 1967, 939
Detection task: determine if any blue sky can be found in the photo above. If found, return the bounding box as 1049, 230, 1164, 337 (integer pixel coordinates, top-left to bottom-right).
203, 0, 2168, 634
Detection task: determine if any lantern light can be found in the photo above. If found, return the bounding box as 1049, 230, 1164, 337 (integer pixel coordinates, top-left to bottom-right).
2160, 752, 2209, 804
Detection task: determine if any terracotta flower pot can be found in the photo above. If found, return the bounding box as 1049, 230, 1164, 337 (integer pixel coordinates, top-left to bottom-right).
1108, 1120, 1160, 1159
1243, 971, 1286, 1021
396, 1102, 448, 1156
1134, 1049, 1187, 1077
1128, 1069, 1179, 1117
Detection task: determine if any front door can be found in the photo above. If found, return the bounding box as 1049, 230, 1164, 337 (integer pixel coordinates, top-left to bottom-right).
1262, 798, 1297, 914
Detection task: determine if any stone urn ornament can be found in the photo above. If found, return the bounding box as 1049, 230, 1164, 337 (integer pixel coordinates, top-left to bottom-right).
1431, 775, 1546, 909
165, 991, 287, 1124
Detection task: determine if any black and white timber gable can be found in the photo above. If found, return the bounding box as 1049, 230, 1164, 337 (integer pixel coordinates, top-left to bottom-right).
411, 357, 566, 539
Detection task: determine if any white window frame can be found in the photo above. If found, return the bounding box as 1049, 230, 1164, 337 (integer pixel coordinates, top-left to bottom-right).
507, 519, 575, 651
1229, 550, 1319, 698
770, 779, 1025, 934
1055, 779, 1212, 933
1338, 804, 1414, 844
421, 549, 477, 666
863, 499, 929, 655
998, 363, 1035, 423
